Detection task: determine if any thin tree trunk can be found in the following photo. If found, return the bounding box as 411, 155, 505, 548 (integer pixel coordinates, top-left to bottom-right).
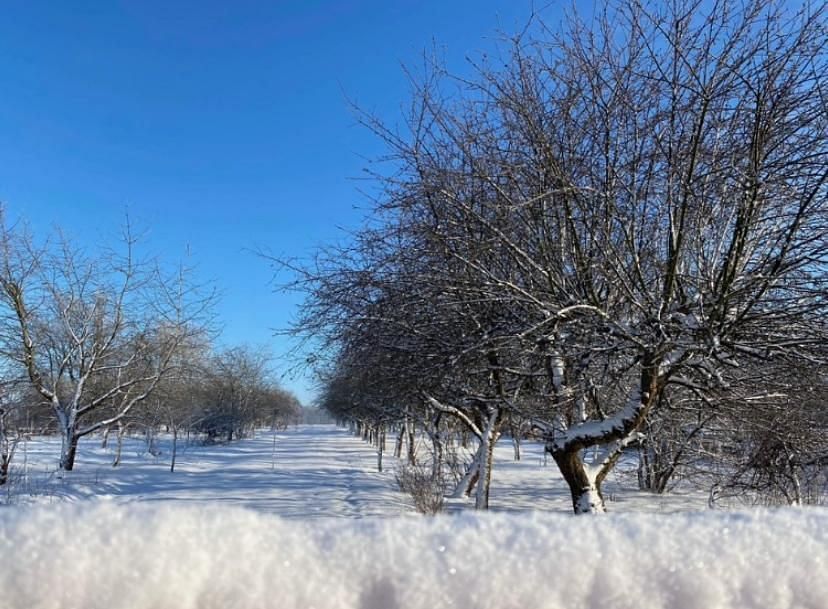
451, 442, 483, 498
431, 430, 443, 481
394, 426, 404, 458
474, 413, 501, 510
406, 419, 416, 466
170, 426, 178, 473
113, 421, 126, 467
0, 455, 9, 486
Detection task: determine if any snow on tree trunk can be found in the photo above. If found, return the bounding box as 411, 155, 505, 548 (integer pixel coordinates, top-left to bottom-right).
552, 449, 607, 514
475, 409, 504, 510
548, 366, 662, 514
451, 445, 482, 498
475, 427, 498, 510
113, 421, 126, 468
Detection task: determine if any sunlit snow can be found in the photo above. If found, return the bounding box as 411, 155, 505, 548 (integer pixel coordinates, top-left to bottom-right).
1, 426, 824, 609
1, 504, 825, 609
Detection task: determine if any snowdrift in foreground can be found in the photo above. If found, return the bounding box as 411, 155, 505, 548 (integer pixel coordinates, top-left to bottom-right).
1, 505, 825, 609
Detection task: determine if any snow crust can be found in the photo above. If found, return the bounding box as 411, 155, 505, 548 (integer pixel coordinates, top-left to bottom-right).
1, 504, 825, 609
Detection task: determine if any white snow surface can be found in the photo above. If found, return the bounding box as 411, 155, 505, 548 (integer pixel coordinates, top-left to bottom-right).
1, 504, 826, 609
4, 425, 709, 514
3, 426, 824, 608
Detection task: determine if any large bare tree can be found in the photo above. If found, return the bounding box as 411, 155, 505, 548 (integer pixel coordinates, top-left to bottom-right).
290, 0, 828, 513
0, 215, 215, 470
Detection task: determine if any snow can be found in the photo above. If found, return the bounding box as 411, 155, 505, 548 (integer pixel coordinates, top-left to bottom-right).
3, 425, 708, 514
2, 425, 823, 608
1, 504, 825, 609
3, 426, 409, 517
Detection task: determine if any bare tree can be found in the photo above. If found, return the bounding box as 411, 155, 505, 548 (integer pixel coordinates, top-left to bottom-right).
0, 214, 215, 470
192, 345, 300, 444
288, 0, 828, 513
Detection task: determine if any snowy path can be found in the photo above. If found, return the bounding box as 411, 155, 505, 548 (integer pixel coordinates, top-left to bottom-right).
12, 425, 411, 517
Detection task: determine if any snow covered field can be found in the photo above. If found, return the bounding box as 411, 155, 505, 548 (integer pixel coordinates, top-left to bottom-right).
2, 425, 826, 609
2, 424, 707, 515
3, 426, 410, 516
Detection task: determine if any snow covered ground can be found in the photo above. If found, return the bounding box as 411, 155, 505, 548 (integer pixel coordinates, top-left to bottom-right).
2, 424, 708, 514
3, 426, 410, 517
2, 503, 826, 609
2, 425, 825, 609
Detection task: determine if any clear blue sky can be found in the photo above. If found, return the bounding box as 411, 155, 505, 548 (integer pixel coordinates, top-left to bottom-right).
0, 1, 552, 404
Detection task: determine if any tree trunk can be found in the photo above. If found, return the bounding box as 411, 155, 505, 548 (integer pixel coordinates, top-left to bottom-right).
376, 426, 385, 472
61, 433, 79, 471
0, 455, 9, 486
170, 426, 178, 473
453, 465, 479, 499
550, 363, 663, 514
406, 419, 416, 466
113, 421, 126, 467
474, 415, 501, 510
507, 418, 522, 461
638, 443, 652, 491
552, 449, 606, 514
451, 442, 483, 498
394, 426, 404, 458
0, 418, 15, 485
431, 430, 444, 481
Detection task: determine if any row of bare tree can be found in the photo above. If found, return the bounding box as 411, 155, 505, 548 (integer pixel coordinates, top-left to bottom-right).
0, 210, 301, 482
290, 0, 828, 513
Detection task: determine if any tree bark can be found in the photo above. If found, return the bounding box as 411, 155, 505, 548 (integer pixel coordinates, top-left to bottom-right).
549, 363, 662, 514
0, 455, 9, 486
394, 425, 404, 458
552, 449, 607, 514
474, 414, 501, 510
406, 418, 416, 466
61, 433, 79, 471
170, 426, 178, 473
113, 421, 126, 467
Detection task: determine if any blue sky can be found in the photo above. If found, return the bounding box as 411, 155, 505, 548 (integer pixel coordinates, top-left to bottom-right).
0, 1, 552, 404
